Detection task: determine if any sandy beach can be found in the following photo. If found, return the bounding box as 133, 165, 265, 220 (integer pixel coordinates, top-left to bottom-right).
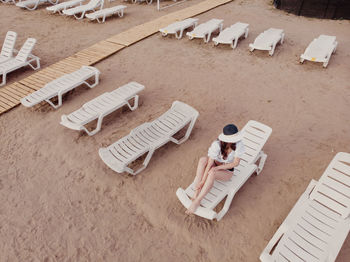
0, 0, 349, 261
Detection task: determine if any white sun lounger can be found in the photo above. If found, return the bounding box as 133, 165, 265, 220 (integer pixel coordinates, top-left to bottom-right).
249, 28, 284, 56
85, 5, 126, 23
99, 101, 199, 175
20, 66, 100, 109
159, 18, 199, 39
176, 120, 272, 221
212, 22, 249, 49
0, 31, 17, 64
16, 0, 58, 10
0, 38, 40, 87
46, 0, 83, 14
60, 82, 144, 136
300, 35, 338, 68
63, 0, 103, 19
186, 19, 223, 43
260, 152, 350, 262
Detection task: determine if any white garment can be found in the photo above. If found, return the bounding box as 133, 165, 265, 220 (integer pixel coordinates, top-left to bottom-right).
207, 140, 245, 164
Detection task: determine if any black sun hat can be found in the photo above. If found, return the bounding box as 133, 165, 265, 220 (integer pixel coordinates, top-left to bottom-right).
218, 124, 242, 143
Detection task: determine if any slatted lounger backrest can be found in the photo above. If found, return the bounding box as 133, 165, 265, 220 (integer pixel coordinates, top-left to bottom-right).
15, 38, 36, 63
310, 152, 350, 218
87, 0, 102, 8
1, 31, 17, 58
240, 120, 272, 165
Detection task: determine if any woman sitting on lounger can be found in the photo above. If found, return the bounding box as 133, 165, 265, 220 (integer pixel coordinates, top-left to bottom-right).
186, 124, 245, 214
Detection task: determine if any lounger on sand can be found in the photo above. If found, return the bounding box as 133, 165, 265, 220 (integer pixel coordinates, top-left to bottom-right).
85, 5, 126, 23
212, 22, 249, 49
0, 31, 17, 64
21, 66, 100, 109
176, 120, 272, 221
300, 35, 337, 68
46, 0, 83, 14
249, 28, 284, 56
260, 152, 350, 262
186, 19, 223, 43
159, 18, 199, 39
99, 101, 199, 175
0, 38, 40, 87
63, 0, 103, 20
16, 0, 58, 10
60, 82, 144, 136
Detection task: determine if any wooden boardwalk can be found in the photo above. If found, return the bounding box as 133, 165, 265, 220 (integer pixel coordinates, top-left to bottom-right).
0, 0, 232, 115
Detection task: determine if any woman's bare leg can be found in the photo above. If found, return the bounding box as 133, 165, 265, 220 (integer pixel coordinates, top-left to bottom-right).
186, 169, 232, 214
191, 157, 209, 200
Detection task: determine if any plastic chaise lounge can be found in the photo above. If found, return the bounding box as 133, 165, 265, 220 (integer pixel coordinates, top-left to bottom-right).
0, 31, 17, 64
249, 28, 284, 56
16, 0, 58, 10
176, 120, 272, 221
63, 0, 104, 20
99, 101, 199, 175
85, 5, 126, 23
60, 82, 144, 136
159, 18, 199, 39
20, 66, 100, 109
186, 19, 223, 43
0, 38, 40, 87
260, 152, 350, 262
46, 0, 83, 14
212, 22, 249, 49
300, 35, 337, 68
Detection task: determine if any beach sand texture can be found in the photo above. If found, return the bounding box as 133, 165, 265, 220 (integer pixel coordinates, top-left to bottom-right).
0, 0, 349, 261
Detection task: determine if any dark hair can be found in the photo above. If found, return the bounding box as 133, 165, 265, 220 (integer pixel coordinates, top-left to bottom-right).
220, 141, 236, 160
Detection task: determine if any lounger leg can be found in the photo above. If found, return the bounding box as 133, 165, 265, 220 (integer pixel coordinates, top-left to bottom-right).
28, 58, 40, 71
255, 151, 267, 175
245, 28, 249, 39
231, 38, 238, 49
84, 73, 99, 88
0, 73, 7, 87
170, 116, 198, 145
205, 33, 212, 43
269, 44, 276, 56
176, 29, 184, 40
300, 57, 304, 64
118, 10, 124, 18
125, 148, 155, 175
126, 95, 139, 111
281, 33, 285, 44
74, 11, 85, 20
216, 191, 236, 221
102, 15, 106, 23
25, 1, 39, 10
84, 114, 106, 136
45, 92, 63, 109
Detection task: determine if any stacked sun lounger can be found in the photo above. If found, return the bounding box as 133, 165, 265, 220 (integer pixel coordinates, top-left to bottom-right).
60, 82, 144, 135
21, 66, 100, 108
213, 22, 249, 49
85, 5, 126, 23
62, 0, 104, 20
249, 28, 284, 56
99, 101, 199, 175
300, 34, 337, 68
159, 18, 198, 39
16, 0, 58, 10
186, 19, 223, 43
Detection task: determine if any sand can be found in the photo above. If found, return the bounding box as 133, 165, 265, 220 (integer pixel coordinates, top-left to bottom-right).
0, 0, 350, 261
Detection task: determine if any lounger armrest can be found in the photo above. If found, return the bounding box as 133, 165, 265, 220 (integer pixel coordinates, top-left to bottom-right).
260, 223, 290, 262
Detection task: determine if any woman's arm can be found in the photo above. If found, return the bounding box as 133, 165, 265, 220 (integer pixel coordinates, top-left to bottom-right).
215, 157, 241, 171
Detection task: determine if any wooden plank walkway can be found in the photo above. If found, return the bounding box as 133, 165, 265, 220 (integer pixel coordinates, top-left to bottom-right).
0, 0, 232, 116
